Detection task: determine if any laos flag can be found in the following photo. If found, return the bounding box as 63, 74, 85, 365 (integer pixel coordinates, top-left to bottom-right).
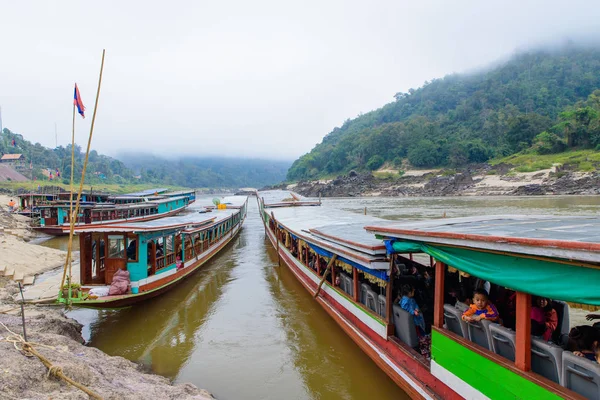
73, 83, 85, 118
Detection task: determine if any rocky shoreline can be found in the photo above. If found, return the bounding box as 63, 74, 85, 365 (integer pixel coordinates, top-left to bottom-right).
0, 279, 214, 400
0, 195, 214, 400
284, 164, 600, 198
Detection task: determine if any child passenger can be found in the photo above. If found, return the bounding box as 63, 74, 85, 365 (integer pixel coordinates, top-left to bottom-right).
398, 284, 426, 335
462, 288, 499, 322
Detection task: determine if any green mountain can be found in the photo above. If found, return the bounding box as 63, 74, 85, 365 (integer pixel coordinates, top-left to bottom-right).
287, 44, 600, 181
0, 129, 290, 188
0, 128, 132, 184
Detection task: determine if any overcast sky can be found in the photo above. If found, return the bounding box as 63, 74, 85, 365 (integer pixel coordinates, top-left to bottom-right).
1, 1, 600, 161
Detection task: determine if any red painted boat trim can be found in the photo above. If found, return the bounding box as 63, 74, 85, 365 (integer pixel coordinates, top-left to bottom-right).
73, 218, 245, 308
365, 225, 600, 252
264, 225, 460, 399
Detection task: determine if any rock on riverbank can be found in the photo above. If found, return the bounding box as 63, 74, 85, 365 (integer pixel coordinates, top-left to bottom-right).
0, 279, 214, 400
287, 165, 600, 197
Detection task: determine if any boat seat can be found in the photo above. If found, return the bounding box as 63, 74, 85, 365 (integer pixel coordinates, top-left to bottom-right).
489, 323, 516, 361
392, 304, 419, 348
378, 294, 386, 318
562, 351, 600, 399
365, 289, 378, 313
443, 304, 468, 338
467, 319, 493, 350
531, 336, 563, 385
360, 283, 370, 305
552, 300, 570, 346
337, 273, 347, 293
343, 275, 353, 297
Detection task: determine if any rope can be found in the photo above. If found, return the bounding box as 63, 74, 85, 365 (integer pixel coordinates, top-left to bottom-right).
0, 321, 103, 399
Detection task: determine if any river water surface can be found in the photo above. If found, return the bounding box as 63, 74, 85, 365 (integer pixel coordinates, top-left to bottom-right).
62, 195, 600, 399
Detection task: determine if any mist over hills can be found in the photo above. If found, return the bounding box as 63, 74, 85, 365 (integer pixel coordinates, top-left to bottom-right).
287, 43, 600, 180
118, 153, 291, 188
0, 129, 290, 188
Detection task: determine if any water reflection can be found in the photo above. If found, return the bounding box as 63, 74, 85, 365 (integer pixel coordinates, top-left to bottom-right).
65, 195, 600, 399
69, 238, 240, 379
264, 243, 408, 400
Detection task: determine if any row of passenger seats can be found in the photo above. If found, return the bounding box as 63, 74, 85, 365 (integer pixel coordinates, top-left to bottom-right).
444, 304, 600, 398
338, 273, 388, 317
337, 273, 420, 349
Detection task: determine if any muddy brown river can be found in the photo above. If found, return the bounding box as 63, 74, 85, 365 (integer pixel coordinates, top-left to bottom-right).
60, 195, 600, 399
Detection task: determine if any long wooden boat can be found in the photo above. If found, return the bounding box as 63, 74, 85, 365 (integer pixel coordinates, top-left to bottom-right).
59, 196, 248, 308
33, 195, 192, 235
259, 190, 600, 399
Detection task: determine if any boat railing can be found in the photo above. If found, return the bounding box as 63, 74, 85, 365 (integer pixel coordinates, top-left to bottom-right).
156, 252, 176, 271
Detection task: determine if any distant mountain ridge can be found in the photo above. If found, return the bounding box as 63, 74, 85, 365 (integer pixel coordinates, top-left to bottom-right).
0, 128, 290, 188
287, 44, 600, 180
119, 153, 291, 188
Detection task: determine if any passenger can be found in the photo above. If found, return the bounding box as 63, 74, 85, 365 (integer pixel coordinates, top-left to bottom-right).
398, 284, 426, 336
531, 296, 558, 341
176, 254, 183, 271
126, 239, 137, 260
454, 288, 471, 313
461, 288, 499, 322
7, 199, 15, 212
586, 313, 600, 331
569, 326, 599, 362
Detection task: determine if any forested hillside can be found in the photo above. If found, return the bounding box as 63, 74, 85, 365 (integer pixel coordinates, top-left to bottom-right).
0, 128, 132, 184
0, 129, 290, 188
287, 45, 600, 180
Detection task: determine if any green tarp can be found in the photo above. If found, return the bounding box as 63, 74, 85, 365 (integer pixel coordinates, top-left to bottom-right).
390, 241, 600, 306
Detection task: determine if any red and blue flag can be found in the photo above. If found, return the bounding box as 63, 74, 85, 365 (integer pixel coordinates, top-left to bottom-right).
73, 83, 86, 118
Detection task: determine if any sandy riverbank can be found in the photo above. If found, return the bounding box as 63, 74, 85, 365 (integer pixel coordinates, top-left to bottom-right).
0, 195, 215, 399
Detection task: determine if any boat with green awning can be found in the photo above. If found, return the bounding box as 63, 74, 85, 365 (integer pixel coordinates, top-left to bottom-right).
366, 215, 600, 399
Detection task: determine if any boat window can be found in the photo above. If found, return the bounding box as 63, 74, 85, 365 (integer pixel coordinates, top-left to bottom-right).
166, 235, 174, 253
126, 236, 138, 262
108, 235, 125, 259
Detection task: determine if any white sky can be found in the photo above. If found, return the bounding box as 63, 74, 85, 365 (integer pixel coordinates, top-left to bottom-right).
1, 0, 599, 160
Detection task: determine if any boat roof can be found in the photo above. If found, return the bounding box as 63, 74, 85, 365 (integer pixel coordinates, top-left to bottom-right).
365, 215, 600, 264
258, 190, 321, 207
200, 195, 248, 209
74, 208, 239, 233
162, 190, 195, 196
270, 206, 391, 268
122, 188, 168, 196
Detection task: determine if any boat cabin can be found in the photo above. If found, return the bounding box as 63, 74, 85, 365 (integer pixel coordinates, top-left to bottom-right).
366, 216, 600, 400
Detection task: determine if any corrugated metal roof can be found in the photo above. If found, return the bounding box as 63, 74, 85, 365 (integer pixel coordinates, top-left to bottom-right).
122, 188, 168, 196
365, 215, 600, 263
73, 210, 238, 233
269, 206, 393, 262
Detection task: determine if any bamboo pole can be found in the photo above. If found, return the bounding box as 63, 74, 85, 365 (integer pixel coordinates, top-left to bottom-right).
59, 50, 106, 301
313, 254, 337, 298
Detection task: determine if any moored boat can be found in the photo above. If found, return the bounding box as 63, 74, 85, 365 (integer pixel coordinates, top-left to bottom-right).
259, 190, 600, 399
33, 195, 191, 235
60, 195, 248, 308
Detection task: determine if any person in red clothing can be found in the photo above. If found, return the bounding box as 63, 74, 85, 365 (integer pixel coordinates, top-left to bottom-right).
531, 296, 558, 341
462, 288, 500, 322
